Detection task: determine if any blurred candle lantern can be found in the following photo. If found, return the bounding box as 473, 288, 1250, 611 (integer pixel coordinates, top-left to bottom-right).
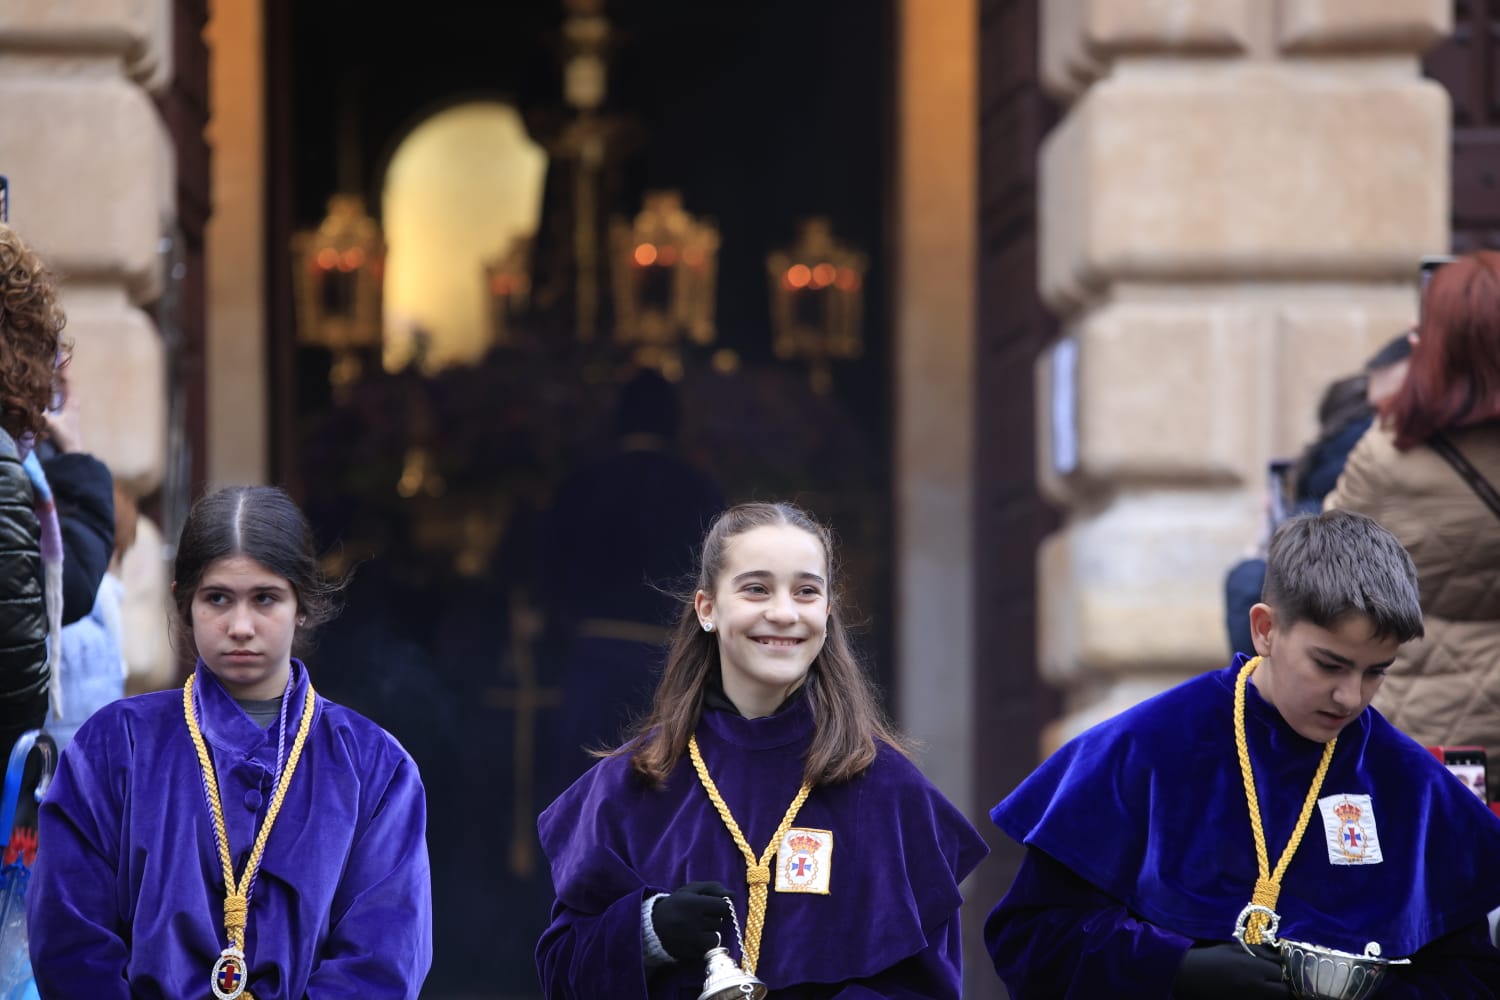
609, 190, 719, 378
292, 194, 386, 389
767, 217, 866, 394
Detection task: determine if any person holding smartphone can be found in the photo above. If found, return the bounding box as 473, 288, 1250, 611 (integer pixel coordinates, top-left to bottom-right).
1222, 339, 1408, 659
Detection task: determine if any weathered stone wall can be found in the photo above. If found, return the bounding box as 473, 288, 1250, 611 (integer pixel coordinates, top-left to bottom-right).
0, 0, 175, 688
1036, 0, 1451, 745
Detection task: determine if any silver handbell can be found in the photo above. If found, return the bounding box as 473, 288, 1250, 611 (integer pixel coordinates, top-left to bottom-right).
698, 942, 767, 1000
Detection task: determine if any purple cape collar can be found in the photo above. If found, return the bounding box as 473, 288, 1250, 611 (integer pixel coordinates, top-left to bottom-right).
191, 658, 315, 755
698, 690, 815, 750
992, 657, 1500, 955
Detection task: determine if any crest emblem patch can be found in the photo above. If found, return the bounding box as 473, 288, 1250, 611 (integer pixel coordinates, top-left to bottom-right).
1317, 793, 1383, 866
775, 826, 833, 894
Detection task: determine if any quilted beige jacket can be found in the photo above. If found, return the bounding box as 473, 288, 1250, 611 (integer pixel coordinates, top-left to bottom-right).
1324, 422, 1500, 772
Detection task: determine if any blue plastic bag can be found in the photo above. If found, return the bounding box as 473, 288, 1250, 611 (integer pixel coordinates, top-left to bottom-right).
0, 732, 54, 1000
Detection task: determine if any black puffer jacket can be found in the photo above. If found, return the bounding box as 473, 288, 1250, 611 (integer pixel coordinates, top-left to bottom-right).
0, 430, 48, 756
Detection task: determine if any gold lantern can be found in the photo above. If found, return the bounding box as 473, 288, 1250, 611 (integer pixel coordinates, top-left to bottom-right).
483, 233, 535, 347
292, 194, 386, 389
610, 190, 719, 378
767, 217, 866, 394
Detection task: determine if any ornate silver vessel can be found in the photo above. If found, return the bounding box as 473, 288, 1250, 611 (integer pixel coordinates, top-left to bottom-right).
1233, 904, 1410, 1000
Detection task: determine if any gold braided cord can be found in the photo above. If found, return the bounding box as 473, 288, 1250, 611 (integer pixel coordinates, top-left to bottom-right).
184, 673, 317, 999
1234, 656, 1336, 945
687, 735, 812, 974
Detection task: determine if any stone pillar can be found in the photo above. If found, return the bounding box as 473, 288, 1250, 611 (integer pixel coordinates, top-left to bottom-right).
1036, 0, 1451, 744
896, 0, 989, 991
0, 0, 176, 687
0, 2, 174, 489
896, 0, 975, 812
205, 0, 268, 489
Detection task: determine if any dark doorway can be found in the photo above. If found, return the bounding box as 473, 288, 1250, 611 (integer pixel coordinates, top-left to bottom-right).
263, 3, 894, 995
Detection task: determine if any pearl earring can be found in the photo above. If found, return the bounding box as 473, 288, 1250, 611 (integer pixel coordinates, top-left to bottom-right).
702, 621, 714, 633
297, 617, 306, 626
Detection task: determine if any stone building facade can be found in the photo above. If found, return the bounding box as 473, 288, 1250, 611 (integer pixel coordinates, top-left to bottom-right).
0, 2, 1469, 995
0, 1, 180, 690
1033, 0, 1450, 744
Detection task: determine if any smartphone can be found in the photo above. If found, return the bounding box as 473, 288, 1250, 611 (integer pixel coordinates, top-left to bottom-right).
1420, 254, 1455, 292
1266, 459, 1292, 532
1419, 254, 1454, 323
1433, 745, 1488, 803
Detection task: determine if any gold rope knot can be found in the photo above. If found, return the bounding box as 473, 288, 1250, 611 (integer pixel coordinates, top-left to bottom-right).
687, 734, 813, 976
1245, 877, 1280, 944
1234, 658, 1336, 948
224, 893, 248, 932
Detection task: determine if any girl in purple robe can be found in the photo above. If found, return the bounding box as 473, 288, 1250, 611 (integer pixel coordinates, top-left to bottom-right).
27, 486, 433, 999
536, 501, 988, 998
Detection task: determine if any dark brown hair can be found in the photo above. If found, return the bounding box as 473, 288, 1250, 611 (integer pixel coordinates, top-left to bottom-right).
1384, 250, 1500, 449
620, 501, 909, 788
0, 226, 66, 441
1262, 509, 1423, 642
172, 486, 345, 658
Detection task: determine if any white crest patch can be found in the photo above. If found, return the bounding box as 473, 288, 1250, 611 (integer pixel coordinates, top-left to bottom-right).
775, 826, 833, 894
1318, 793, 1382, 866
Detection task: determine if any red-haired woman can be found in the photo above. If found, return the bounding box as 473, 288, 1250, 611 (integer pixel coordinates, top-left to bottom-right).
1326, 249, 1500, 798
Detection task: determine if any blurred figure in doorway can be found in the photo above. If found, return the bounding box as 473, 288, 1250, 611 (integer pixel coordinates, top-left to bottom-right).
537, 369, 724, 800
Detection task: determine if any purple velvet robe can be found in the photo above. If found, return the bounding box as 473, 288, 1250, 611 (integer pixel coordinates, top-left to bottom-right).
536, 697, 989, 998
27, 660, 433, 999
987, 658, 1500, 997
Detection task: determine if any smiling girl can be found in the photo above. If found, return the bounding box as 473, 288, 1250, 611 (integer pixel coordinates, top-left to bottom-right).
27, 486, 432, 999
536, 501, 987, 998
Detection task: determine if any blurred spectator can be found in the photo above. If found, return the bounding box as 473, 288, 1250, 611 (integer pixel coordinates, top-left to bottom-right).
1223, 332, 1413, 657
46, 479, 134, 750
1325, 250, 1500, 799
37, 363, 115, 629
1363, 330, 1416, 412
32, 351, 117, 749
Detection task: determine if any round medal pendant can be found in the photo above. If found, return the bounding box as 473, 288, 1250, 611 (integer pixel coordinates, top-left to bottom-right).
211, 947, 248, 1000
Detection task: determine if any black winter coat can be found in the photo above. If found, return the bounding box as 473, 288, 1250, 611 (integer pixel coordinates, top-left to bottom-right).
0, 431, 48, 756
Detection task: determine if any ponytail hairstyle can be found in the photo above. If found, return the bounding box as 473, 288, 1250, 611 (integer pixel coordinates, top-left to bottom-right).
620, 501, 909, 788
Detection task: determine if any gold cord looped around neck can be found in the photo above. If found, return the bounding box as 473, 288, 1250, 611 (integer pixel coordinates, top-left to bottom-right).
1234, 656, 1337, 945
687, 734, 812, 974
184, 672, 317, 1000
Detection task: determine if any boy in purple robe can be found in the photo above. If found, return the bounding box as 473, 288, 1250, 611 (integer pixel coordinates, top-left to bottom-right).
27, 486, 433, 999
987, 510, 1500, 997
536, 501, 988, 998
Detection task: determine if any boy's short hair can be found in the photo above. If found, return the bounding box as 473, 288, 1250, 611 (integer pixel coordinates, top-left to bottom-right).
1262, 510, 1424, 642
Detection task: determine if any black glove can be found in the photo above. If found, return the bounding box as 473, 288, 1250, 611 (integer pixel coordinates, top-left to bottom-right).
1173, 942, 1290, 999
650, 881, 732, 963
